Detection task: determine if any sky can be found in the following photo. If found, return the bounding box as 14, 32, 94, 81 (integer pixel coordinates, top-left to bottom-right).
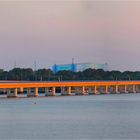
0, 0, 140, 71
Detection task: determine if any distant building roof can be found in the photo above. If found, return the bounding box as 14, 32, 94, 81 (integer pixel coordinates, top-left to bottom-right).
51, 62, 108, 73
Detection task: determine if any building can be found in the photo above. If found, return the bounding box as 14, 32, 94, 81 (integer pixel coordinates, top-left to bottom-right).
52, 63, 108, 73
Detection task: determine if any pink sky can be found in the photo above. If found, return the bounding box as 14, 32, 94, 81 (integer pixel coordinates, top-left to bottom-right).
0, 0, 140, 71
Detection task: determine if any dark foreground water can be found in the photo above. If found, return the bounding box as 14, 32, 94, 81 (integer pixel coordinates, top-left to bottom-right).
0, 94, 140, 139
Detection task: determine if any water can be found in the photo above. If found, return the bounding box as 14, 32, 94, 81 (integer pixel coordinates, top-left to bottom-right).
0, 94, 140, 139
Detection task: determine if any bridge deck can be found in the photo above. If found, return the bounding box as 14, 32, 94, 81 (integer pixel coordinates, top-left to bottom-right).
0, 81, 140, 89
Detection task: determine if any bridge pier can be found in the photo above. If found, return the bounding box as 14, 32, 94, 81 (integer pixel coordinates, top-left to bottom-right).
115, 85, 120, 94
7, 88, 18, 98
99, 86, 109, 94
27, 88, 38, 97
124, 85, 128, 93
67, 87, 72, 95
127, 85, 133, 93
18, 87, 24, 93
45, 87, 56, 96
132, 85, 136, 93
94, 86, 99, 94
135, 85, 140, 93
108, 86, 113, 94
75, 86, 87, 95
105, 86, 110, 94
0, 89, 6, 94
50, 87, 56, 96
82, 86, 86, 95
61, 87, 72, 96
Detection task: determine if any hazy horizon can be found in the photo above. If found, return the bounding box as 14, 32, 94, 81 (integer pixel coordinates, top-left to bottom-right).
0, 0, 140, 71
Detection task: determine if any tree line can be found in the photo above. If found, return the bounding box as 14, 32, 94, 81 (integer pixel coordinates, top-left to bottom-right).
0, 68, 140, 81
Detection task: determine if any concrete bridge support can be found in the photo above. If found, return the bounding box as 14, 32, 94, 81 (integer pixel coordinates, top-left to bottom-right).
109, 86, 112, 93
27, 88, 38, 97
132, 85, 136, 93
135, 85, 140, 93
7, 88, 18, 98
0, 89, 6, 94
126, 85, 134, 93
67, 87, 72, 95
34, 88, 39, 97
105, 86, 110, 94
118, 85, 126, 93
82, 86, 86, 95
61, 87, 72, 96
50, 87, 56, 96
94, 86, 99, 94
75, 86, 87, 95
18, 87, 24, 93
124, 85, 128, 93
99, 86, 109, 94
115, 85, 120, 94
45, 87, 56, 96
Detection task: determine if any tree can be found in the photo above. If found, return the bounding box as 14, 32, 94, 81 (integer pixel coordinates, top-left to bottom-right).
36, 69, 53, 81
55, 70, 76, 81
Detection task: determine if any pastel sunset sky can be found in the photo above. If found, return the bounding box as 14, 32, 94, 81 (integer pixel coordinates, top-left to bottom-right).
0, 0, 140, 71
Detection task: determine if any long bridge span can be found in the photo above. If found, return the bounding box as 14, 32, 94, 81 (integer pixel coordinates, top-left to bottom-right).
0, 81, 140, 97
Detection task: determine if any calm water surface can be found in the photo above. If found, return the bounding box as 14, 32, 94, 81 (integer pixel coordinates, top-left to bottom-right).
0, 94, 140, 139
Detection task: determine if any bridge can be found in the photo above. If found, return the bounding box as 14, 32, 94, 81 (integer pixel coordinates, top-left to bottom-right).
0, 81, 140, 97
